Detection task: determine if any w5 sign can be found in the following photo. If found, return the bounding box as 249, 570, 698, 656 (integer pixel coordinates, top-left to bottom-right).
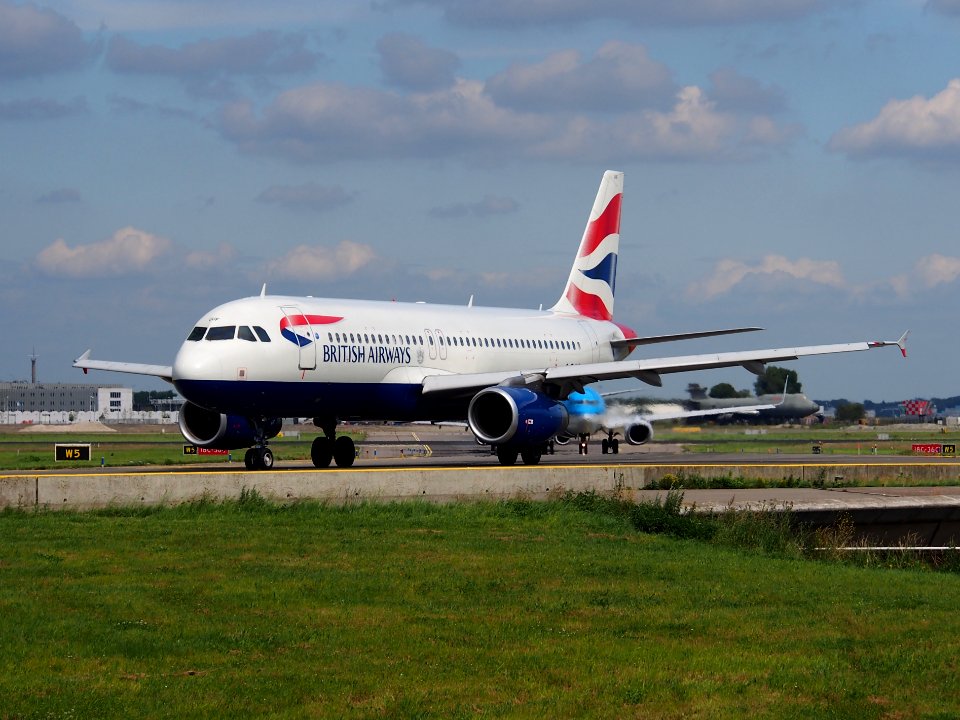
912, 443, 956, 455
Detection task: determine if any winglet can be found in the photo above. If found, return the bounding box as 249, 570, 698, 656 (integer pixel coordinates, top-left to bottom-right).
75, 349, 91, 374
868, 330, 909, 358
896, 330, 909, 358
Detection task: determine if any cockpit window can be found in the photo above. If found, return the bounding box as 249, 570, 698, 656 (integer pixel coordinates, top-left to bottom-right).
253, 326, 271, 342
238, 326, 257, 342
187, 326, 207, 342
206, 325, 236, 341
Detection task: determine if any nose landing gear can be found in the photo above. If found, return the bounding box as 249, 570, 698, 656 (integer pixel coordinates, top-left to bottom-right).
241, 417, 281, 471
244, 446, 274, 470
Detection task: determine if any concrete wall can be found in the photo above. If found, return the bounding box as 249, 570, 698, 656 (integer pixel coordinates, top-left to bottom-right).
3, 461, 960, 511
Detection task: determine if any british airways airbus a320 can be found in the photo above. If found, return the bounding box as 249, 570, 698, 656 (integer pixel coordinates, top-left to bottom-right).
75, 171, 907, 470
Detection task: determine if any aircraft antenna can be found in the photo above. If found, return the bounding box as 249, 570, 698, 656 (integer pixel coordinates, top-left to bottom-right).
260, 283, 267, 297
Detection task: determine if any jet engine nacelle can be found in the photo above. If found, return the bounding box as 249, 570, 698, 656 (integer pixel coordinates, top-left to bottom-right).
468, 387, 569, 446
554, 434, 572, 445
624, 421, 654, 445
178, 401, 281, 450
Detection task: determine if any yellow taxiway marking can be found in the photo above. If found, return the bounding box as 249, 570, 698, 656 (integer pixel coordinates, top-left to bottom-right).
4, 460, 960, 481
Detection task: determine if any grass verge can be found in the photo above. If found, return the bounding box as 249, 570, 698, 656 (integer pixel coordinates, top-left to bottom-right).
2, 492, 959, 718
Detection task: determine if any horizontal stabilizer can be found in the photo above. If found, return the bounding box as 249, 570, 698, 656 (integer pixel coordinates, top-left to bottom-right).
611, 327, 763, 350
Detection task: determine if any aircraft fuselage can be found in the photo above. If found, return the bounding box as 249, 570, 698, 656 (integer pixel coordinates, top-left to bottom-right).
172, 295, 630, 420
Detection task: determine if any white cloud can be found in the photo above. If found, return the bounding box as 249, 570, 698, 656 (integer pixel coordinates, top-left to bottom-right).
106, 31, 321, 77
534, 85, 792, 161
890, 254, 960, 297
218, 41, 796, 165
707, 67, 786, 115
391, 0, 828, 28
265, 240, 376, 280
829, 79, 960, 160
256, 183, 355, 212
219, 78, 548, 162
687, 254, 846, 301
376, 32, 459, 92
35, 226, 172, 278
0, 0, 92, 77
184, 242, 237, 270
485, 41, 674, 112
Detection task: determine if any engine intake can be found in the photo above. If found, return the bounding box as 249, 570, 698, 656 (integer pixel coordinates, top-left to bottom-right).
468, 387, 568, 446
624, 421, 654, 445
179, 401, 281, 449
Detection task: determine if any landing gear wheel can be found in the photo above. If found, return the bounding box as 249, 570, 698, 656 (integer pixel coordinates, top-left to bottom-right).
333, 435, 356, 468
611, 439, 620, 454
257, 447, 274, 470
520, 447, 542, 465
311, 437, 333, 468
601, 438, 609, 454
496, 446, 518, 466
244, 449, 255, 470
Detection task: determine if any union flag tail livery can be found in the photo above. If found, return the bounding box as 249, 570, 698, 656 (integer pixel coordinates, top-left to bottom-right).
74, 169, 907, 470
551, 170, 623, 321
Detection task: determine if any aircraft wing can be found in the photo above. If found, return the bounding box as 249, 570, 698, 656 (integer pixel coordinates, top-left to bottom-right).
421, 332, 908, 397
636, 404, 774, 423
73, 350, 173, 383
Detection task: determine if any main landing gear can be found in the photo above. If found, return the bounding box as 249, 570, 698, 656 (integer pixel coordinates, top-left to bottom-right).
493, 444, 547, 466
310, 418, 356, 468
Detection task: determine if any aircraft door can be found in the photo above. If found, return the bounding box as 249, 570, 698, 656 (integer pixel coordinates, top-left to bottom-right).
578, 320, 601, 363
435, 329, 448, 360
424, 329, 437, 360
280, 305, 317, 371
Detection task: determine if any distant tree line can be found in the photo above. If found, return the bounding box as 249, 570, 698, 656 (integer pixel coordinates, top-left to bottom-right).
133, 390, 176, 412
708, 366, 802, 398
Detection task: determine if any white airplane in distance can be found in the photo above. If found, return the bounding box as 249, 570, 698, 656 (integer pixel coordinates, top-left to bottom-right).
75, 171, 908, 470
554, 386, 779, 455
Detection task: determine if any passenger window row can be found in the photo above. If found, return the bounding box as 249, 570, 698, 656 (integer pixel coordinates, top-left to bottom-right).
327, 331, 581, 352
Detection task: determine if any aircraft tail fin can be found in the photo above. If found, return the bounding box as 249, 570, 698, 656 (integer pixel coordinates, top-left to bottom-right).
686, 383, 708, 400
550, 170, 623, 321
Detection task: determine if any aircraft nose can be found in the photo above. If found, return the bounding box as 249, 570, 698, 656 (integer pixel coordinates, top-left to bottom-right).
172, 343, 224, 382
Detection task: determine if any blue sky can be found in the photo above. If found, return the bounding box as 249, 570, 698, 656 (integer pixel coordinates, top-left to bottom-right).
2, 0, 958, 402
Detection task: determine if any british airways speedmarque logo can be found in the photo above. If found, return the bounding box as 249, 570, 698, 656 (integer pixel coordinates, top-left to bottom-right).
279, 314, 343, 347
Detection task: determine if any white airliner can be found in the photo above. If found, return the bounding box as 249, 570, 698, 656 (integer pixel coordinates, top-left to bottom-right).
75, 171, 907, 470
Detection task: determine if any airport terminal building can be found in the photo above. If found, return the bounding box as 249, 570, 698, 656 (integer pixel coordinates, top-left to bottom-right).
0, 382, 133, 416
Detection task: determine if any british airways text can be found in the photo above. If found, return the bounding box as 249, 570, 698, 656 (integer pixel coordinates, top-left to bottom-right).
322, 344, 412, 364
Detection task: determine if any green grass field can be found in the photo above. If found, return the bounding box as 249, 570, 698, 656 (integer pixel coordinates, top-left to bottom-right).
2, 495, 958, 719
660, 424, 959, 456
